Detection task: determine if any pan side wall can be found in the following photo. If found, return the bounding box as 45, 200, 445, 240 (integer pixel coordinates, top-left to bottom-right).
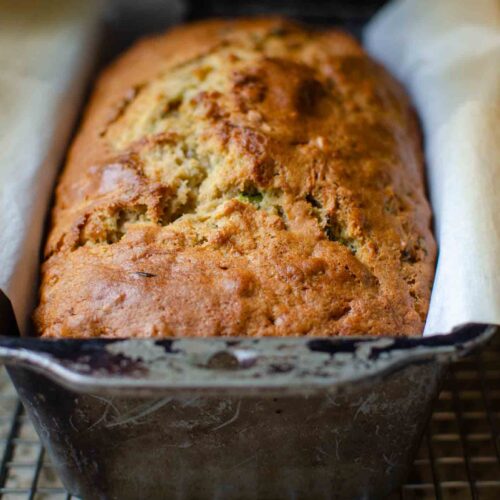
7, 361, 445, 500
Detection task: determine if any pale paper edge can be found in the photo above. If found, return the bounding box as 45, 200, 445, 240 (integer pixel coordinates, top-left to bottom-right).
0, 0, 103, 333
365, 0, 500, 335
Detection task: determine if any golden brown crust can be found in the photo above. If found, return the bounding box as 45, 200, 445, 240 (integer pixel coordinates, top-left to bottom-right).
34, 18, 436, 338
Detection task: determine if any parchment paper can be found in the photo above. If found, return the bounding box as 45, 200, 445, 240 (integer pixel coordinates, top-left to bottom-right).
365, 0, 500, 334
0, 0, 498, 336
0, 0, 102, 333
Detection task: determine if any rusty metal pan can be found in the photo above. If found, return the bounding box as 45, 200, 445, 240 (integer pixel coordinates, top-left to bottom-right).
1, 281, 497, 499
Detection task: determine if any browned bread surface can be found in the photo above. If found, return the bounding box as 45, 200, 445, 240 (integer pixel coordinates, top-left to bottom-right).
35, 18, 436, 338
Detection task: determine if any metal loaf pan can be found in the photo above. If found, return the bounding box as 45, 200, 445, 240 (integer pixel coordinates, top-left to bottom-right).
0, 292, 497, 499
1, 2, 498, 498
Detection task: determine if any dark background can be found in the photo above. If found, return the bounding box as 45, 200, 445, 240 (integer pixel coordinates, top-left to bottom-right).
105, 0, 390, 54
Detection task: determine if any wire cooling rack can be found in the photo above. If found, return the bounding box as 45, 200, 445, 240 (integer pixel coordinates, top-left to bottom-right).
393, 331, 500, 500
1, 332, 499, 499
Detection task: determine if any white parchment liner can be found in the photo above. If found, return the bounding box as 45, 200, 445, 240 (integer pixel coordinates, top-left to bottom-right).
0, 0, 498, 335
365, 0, 500, 334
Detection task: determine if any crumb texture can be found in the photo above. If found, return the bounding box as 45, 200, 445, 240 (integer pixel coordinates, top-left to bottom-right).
35, 18, 436, 338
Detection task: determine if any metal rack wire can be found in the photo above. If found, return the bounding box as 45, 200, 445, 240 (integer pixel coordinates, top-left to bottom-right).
1, 332, 499, 499
394, 331, 500, 500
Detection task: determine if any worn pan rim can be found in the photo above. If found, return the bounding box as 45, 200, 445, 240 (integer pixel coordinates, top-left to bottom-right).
1, 323, 497, 397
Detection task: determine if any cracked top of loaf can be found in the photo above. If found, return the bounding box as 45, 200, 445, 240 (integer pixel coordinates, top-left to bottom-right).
35, 18, 436, 338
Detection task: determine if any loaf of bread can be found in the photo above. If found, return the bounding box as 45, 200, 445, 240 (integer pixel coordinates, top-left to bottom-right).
35, 18, 436, 338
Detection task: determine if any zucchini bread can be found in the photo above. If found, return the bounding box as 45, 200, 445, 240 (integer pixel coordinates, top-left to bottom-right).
35, 18, 436, 338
